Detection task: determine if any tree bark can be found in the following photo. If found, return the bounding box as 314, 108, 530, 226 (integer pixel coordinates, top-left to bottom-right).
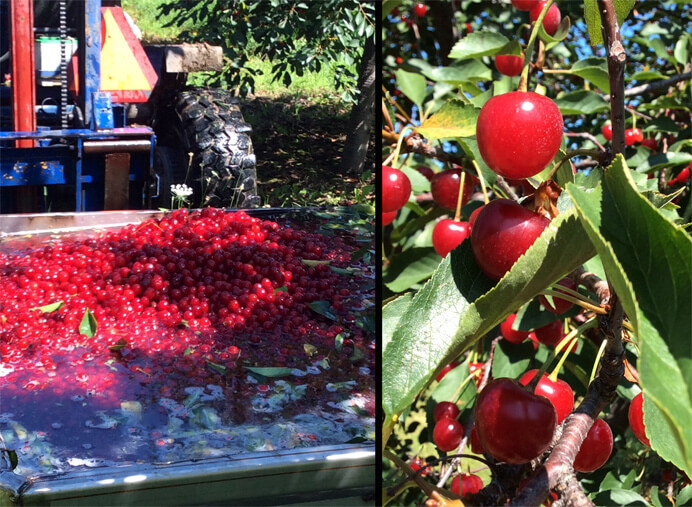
340, 35, 375, 176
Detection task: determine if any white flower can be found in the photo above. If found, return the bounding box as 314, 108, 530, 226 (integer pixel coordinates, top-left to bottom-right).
171, 184, 193, 198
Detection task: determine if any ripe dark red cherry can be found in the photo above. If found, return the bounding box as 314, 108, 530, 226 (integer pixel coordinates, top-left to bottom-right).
382, 211, 397, 226
430, 169, 475, 210
470, 199, 551, 281
450, 473, 484, 496
539, 277, 577, 314
518, 369, 574, 423
468, 206, 483, 228
382, 165, 412, 212
476, 92, 564, 179
530, 1, 562, 36
417, 165, 435, 181
573, 418, 613, 472
629, 392, 650, 446
500, 313, 530, 344
677, 166, 691, 184
432, 219, 471, 257
641, 138, 657, 151
410, 458, 429, 476
434, 401, 460, 422
534, 320, 564, 347
511, 0, 539, 10
602, 124, 612, 141
413, 2, 427, 16
470, 426, 485, 454
433, 418, 464, 452
474, 378, 557, 464
436, 360, 460, 382
494, 53, 524, 76
624, 128, 644, 146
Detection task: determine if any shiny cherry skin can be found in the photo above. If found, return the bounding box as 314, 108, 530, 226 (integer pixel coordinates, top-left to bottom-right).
474, 378, 557, 464
433, 418, 464, 452
382, 210, 397, 226
519, 369, 574, 423
629, 392, 650, 446
677, 166, 691, 183
430, 169, 475, 210
433, 401, 460, 422
470, 199, 551, 280
382, 165, 412, 212
436, 360, 460, 382
470, 426, 485, 454
602, 124, 612, 141
539, 277, 577, 314
468, 206, 483, 228
641, 138, 657, 151
511, 0, 539, 10
500, 313, 530, 344
495, 53, 525, 76
410, 457, 429, 476
476, 92, 563, 179
573, 418, 613, 472
534, 320, 564, 347
417, 165, 435, 181
530, 1, 562, 36
624, 128, 644, 146
433, 219, 471, 257
413, 2, 427, 16
450, 473, 484, 496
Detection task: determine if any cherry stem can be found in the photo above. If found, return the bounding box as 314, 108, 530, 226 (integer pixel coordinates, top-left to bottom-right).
539, 289, 607, 315
549, 318, 597, 381
527, 349, 557, 393
547, 149, 602, 181
518, 0, 554, 93
450, 368, 479, 404
590, 339, 608, 385
454, 170, 467, 222
382, 84, 413, 124
547, 281, 598, 306
471, 160, 490, 204
384, 126, 414, 167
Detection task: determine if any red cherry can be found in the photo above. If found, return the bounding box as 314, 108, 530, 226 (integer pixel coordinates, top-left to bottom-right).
624, 128, 643, 146
494, 53, 525, 76
530, 1, 562, 36
433, 401, 460, 422
432, 219, 471, 258
450, 473, 484, 496
676, 166, 690, 184
417, 165, 435, 181
518, 369, 574, 423
632, 128, 644, 143
395, 56, 403, 65
534, 320, 564, 347
382, 211, 397, 226
413, 3, 427, 17
511, 0, 539, 10
436, 360, 460, 382
468, 206, 483, 228
476, 92, 564, 179
474, 378, 557, 464
470, 426, 485, 454
470, 199, 551, 281
662, 470, 674, 483
382, 165, 412, 212
410, 457, 429, 476
573, 418, 613, 472
430, 169, 475, 210
433, 418, 464, 452
628, 392, 650, 446
602, 124, 612, 141
539, 277, 577, 314
500, 313, 530, 344
641, 138, 657, 151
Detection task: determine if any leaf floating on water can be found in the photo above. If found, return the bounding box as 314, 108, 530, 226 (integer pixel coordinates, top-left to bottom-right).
32, 301, 63, 313
206, 360, 227, 375
304, 343, 318, 357
79, 309, 97, 338
109, 338, 127, 351
301, 259, 331, 266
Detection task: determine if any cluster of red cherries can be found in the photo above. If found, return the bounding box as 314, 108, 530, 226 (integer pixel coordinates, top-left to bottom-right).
0, 208, 372, 403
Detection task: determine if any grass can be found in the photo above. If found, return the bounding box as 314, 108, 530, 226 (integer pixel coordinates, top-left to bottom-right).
120, 0, 190, 43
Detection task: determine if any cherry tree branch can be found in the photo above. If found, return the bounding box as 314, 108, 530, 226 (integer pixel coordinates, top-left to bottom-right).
603, 71, 692, 100
599, 0, 626, 156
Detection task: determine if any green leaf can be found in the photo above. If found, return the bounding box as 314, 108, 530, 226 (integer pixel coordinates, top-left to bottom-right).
395, 69, 427, 108
674, 34, 689, 66
8, 449, 18, 470
33, 301, 64, 313
641, 117, 681, 134
302, 259, 330, 266
400, 165, 431, 193
309, 300, 338, 321
448, 31, 509, 60
459, 137, 497, 186
570, 57, 610, 93
184, 347, 193, 356
492, 340, 535, 380
515, 297, 583, 331
79, 309, 97, 338
584, 0, 635, 46
109, 338, 128, 351
566, 155, 692, 477
383, 294, 413, 354
382, 208, 596, 417
383, 248, 440, 293
629, 70, 667, 81
329, 266, 354, 275
554, 90, 609, 115
246, 366, 296, 377
416, 100, 479, 140
634, 152, 692, 174
274, 285, 288, 293
593, 489, 649, 506
537, 16, 571, 48
206, 360, 227, 375
334, 333, 344, 353
678, 485, 692, 506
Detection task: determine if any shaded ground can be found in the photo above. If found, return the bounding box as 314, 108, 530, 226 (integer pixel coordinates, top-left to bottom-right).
240, 95, 375, 208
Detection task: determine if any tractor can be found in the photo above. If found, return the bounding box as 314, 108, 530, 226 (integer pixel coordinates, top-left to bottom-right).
0, 0, 259, 213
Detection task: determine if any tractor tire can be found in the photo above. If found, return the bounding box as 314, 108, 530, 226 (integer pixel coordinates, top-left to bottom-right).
154, 88, 259, 209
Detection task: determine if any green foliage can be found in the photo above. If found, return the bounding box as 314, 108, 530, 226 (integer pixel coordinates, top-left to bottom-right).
159, 0, 374, 102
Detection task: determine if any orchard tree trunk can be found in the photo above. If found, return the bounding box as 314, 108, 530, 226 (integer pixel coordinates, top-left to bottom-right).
340, 35, 375, 176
